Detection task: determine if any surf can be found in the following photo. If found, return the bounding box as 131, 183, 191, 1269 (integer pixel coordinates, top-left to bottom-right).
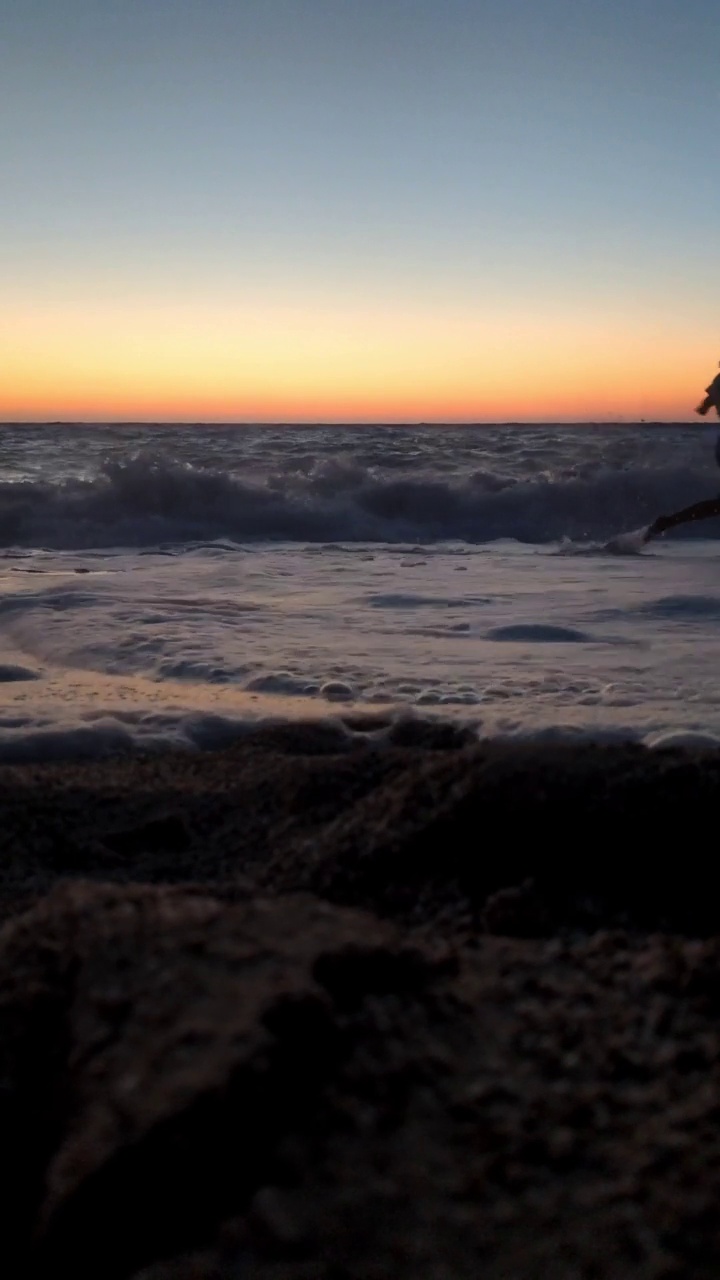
0, 450, 715, 551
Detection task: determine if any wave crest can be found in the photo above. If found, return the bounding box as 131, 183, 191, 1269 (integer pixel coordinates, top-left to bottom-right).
0, 451, 717, 549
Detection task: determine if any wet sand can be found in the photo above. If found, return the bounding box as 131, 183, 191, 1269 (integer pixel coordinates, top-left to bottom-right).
1, 722, 719, 1278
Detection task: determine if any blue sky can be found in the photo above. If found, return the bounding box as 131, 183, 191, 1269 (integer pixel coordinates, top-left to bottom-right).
1, 0, 718, 420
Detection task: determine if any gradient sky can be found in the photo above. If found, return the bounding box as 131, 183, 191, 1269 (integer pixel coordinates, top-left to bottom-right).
1, 0, 718, 422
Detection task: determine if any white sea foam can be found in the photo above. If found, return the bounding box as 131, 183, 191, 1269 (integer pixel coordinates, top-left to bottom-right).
0, 439, 719, 549
1, 423, 720, 758
603, 526, 651, 554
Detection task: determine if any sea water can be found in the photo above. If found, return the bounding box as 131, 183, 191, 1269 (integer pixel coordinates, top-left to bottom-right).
1, 422, 720, 760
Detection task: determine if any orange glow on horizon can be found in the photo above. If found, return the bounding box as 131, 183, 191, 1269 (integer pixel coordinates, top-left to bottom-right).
0, 299, 709, 423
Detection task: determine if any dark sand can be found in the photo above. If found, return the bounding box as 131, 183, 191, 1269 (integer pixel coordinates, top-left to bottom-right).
1, 720, 720, 1278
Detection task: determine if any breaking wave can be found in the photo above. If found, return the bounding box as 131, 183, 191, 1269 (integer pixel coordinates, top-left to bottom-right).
1, 452, 718, 550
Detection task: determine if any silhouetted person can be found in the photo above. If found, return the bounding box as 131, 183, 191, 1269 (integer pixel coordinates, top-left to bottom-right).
695, 361, 720, 418
645, 362, 720, 541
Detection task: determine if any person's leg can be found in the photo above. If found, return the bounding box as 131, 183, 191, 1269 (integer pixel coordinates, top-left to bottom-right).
646, 497, 720, 540
645, 408, 720, 540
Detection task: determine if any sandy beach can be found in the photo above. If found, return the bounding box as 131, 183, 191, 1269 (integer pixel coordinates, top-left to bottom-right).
2, 723, 720, 1278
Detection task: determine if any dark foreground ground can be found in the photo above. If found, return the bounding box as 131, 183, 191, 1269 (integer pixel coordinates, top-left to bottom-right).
1, 719, 720, 1279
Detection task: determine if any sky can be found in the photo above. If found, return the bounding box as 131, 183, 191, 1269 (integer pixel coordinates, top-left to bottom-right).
1, 0, 719, 423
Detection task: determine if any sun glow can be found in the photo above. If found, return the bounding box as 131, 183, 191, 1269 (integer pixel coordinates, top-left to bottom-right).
0, 297, 705, 423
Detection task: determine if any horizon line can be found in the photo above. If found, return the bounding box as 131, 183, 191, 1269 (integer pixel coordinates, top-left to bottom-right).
0, 418, 699, 428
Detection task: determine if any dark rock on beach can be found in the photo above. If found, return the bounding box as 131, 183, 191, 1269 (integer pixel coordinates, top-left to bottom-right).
1, 722, 720, 1277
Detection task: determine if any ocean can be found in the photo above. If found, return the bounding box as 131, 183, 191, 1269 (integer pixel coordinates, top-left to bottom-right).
1, 421, 720, 761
